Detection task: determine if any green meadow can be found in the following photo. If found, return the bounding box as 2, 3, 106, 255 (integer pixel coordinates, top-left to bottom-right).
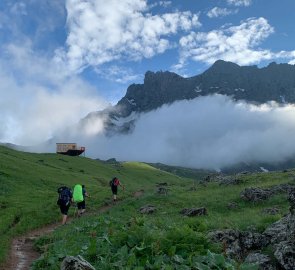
0, 145, 293, 269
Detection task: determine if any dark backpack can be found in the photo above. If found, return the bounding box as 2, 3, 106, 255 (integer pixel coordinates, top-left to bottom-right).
109, 177, 119, 187
57, 186, 71, 206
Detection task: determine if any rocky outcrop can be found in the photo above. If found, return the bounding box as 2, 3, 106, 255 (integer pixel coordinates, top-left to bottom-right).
263, 214, 295, 244
180, 207, 207, 217
227, 202, 238, 209
114, 61, 295, 119
209, 213, 295, 269
240, 184, 295, 202
209, 229, 269, 260
261, 207, 280, 215
139, 205, 156, 214
157, 187, 168, 195
240, 187, 273, 202
61, 255, 95, 270
244, 253, 275, 270
274, 241, 295, 270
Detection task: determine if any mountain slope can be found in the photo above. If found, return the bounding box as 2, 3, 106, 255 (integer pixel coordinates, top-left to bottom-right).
82, 60, 295, 136
0, 145, 185, 265
115, 60, 295, 118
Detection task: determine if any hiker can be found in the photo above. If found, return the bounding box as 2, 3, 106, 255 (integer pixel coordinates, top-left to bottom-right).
110, 177, 124, 202
57, 186, 73, 225
73, 184, 90, 217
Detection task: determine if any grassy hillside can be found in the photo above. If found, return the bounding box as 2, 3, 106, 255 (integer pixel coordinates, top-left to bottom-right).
0, 145, 184, 264
0, 145, 294, 269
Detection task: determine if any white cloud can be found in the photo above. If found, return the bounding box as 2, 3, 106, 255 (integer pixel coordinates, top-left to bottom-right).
0, 42, 109, 145
207, 7, 237, 18
94, 66, 142, 84
176, 17, 295, 68
57, 0, 201, 72
150, 1, 172, 9
227, 0, 252, 6
48, 95, 295, 170
10, 2, 27, 16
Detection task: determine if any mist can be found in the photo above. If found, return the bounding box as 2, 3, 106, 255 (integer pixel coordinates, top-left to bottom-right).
49, 95, 295, 170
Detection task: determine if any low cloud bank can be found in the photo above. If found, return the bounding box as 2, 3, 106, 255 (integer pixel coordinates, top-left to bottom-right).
51, 95, 295, 170
0, 44, 109, 146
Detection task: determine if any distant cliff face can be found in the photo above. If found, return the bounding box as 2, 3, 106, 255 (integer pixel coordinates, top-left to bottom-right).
115, 60, 295, 118
81, 60, 295, 135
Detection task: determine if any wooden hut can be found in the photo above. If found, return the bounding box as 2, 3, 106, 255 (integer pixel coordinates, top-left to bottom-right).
56, 143, 85, 156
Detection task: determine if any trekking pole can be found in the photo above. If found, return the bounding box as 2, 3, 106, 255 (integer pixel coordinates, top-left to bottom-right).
73, 204, 77, 218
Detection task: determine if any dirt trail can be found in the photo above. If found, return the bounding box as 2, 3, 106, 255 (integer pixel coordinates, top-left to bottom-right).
0, 222, 59, 270
1, 190, 144, 270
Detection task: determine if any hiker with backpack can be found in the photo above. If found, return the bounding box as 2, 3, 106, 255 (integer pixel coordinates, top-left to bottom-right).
73, 184, 90, 217
109, 177, 124, 202
57, 186, 73, 225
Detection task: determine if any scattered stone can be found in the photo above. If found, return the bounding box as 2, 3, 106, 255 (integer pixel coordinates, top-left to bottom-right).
227, 202, 238, 209
262, 207, 280, 215
180, 207, 207, 217
263, 213, 295, 244
208, 229, 269, 259
157, 187, 168, 195
240, 187, 272, 202
61, 255, 95, 270
139, 205, 156, 214
244, 253, 275, 270
274, 241, 295, 270
240, 184, 295, 203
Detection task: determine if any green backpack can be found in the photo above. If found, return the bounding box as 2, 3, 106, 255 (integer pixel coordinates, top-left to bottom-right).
73, 184, 83, 203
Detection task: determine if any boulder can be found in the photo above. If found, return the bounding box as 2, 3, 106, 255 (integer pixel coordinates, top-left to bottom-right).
274, 241, 295, 270
208, 229, 269, 259
263, 214, 295, 244
180, 207, 207, 217
244, 253, 275, 270
157, 187, 168, 195
208, 229, 243, 259
61, 255, 95, 270
227, 202, 238, 209
139, 205, 156, 214
240, 187, 272, 202
261, 207, 280, 215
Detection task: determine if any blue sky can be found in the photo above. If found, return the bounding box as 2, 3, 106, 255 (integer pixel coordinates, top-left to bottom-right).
0, 0, 295, 145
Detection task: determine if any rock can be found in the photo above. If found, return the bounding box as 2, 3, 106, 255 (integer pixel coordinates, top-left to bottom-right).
208, 229, 269, 259
244, 253, 275, 270
157, 187, 168, 195
263, 214, 295, 244
262, 207, 280, 215
227, 202, 238, 209
240, 184, 295, 203
208, 229, 243, 259
180, 207, 207, 217
139, 205, 156, 214
240, 231, 269, 250
61, 255, 95, 270
271, 184, 295, 194
240, 187, 272, 202
274, 241, 295, 270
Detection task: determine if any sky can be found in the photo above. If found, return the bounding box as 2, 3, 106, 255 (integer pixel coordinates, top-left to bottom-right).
1, 0, 295, 169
